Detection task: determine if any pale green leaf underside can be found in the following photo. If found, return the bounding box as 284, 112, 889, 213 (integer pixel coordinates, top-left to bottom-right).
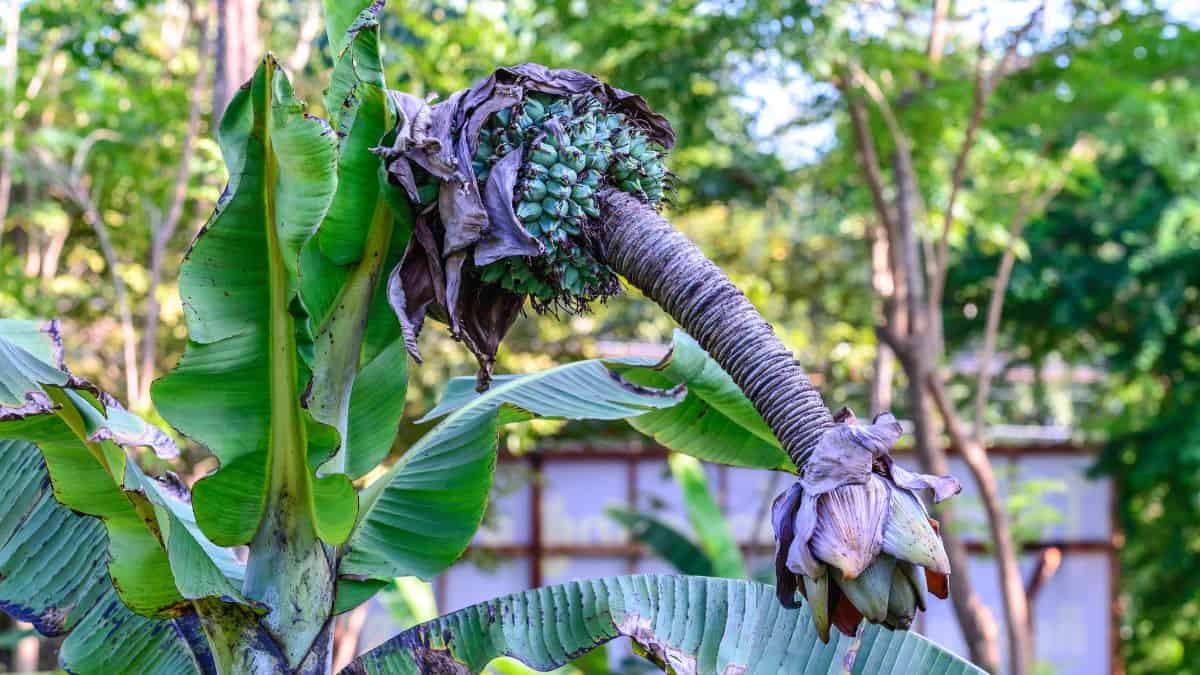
340, 361, 685, 582
345, 575, 984, 675
433, 330, 795, 472
125, 466, 258, 610
0, 325, 189, 616
612, 330, 796, 472
0, 440, 209, 675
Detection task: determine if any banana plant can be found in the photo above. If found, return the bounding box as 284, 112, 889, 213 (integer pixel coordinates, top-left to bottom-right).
609, 453, 751, 580
0, 2, 979, 673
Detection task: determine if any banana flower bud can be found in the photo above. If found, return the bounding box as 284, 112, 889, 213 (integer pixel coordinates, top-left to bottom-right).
772, 410, 960, 641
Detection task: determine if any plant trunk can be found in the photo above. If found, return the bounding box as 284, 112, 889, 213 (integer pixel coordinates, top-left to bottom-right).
904, 363, 1003, 673
77, 195, 140, 405
868, 224, 896, 416
599, 190, 833, 467
0, 0, 18, 246
141, 16, 211, 406
213, 0, 260, 120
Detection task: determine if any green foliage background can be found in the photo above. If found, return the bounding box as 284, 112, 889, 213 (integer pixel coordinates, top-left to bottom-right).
2, 0, 1200, 671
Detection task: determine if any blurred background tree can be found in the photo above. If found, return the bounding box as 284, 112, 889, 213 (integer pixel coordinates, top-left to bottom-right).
1, 0, 1198, 672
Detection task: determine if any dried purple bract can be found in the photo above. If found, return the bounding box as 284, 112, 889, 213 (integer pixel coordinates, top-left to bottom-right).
375, 64, 674, 389
771, 410, 960, 640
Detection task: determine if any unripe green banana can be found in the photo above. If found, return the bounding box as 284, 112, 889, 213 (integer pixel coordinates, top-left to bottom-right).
530, 143, 557, 166
515, 201, 542, 222
523, 179, 547, 202
541, 197, 570, 219
562, 148, 587, 173
549, 164, 577, 186
473, 90, 668, 310
545, 180, 571, 200
523, 97, 546, 120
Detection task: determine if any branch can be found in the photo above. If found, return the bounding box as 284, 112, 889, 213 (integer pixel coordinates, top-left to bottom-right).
848, 63, 928, 329
933, 38, 987, 299
843, 86, 896, 237
847, 63, 912, 161
1024, 546, 1062, 607
926, 0, 951, 66
874, 322, 911, 365
70, 128, 121, 185
926, 374, 1033, 674
157, 19, 211, 250
971, 174, 1065, 440
932, 4, 1045, 306
33, 143, 140, 404
140, 15, 212, 405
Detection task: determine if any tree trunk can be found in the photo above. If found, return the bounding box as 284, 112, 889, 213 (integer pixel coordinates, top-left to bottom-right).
0, 0, 18, 245
81, 196, 140, 406
929, 378, 1032, 675
213, 0, 259, 120
904, 358, 1002, 673
868, 224, 896, 416
141, 17, 211, 406
599, 190, 833, 467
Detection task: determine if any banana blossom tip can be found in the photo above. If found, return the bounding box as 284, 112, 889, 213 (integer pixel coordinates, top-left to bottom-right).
771, 410, 960, 640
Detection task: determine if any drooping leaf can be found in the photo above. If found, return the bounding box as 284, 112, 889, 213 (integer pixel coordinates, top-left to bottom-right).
669, 453, 748, 578
609, 329, 796, 471
334, 578, 392, 616
430, 330, 793, 472
124, 468, 259, 610
0, 439, 213, 675
339, 361, 685, 582
344, 575, 985, 674
0, 322, 185, 616
0, 320, 256, 621
323, 0, 382, 63
317, 2, 388, 264
607, 507, 715, 576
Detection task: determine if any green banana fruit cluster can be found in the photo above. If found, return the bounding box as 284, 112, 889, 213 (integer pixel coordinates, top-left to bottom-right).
472, 92, 670, 311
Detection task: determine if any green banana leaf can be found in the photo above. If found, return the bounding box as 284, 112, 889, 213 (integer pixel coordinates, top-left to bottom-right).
149, 55, 351, 664
302, 0, 412, 481
337, 361, 686, 588
152, 55, 352, 548
436, 330, 797, 472
669, 454, 748, 578
610, 330, 796, 471
343, 575, 985, 675
607, 508, 716, 576
0, 439, 212, 674
0, 320, 246, 617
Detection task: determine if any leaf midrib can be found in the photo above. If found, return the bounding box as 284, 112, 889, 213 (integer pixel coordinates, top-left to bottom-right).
260, 61, 312, 523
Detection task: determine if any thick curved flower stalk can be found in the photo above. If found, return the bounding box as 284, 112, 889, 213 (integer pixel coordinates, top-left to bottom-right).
376, 63, 962, 639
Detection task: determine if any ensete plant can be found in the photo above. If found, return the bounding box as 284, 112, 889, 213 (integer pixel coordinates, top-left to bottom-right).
0, 3, 981, 673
